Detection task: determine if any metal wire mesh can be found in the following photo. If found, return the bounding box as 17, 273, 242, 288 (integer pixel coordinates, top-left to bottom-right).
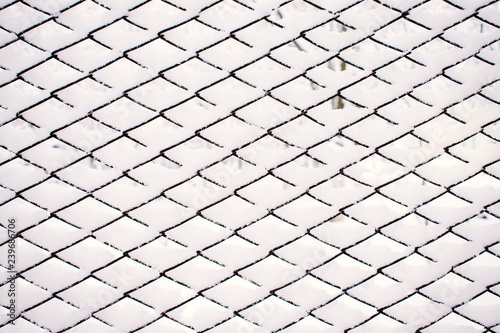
0, 0, 500, 332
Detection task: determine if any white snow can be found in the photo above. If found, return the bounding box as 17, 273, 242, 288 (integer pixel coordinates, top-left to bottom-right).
1, 0, 499, 331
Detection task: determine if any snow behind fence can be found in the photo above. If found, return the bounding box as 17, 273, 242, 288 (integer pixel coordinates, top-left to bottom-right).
0, 0, 500, 332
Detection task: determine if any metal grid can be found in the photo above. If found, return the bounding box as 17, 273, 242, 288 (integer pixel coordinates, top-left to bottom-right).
0, 0, 500, 332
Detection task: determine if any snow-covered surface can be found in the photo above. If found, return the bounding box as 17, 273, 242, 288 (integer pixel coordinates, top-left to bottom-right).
0, 0, 500, 332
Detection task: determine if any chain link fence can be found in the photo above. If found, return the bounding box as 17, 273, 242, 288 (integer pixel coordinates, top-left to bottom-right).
0, 0, 500, 332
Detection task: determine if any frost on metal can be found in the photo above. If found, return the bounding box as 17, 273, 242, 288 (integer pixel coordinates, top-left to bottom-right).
0, 0, 500, 332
